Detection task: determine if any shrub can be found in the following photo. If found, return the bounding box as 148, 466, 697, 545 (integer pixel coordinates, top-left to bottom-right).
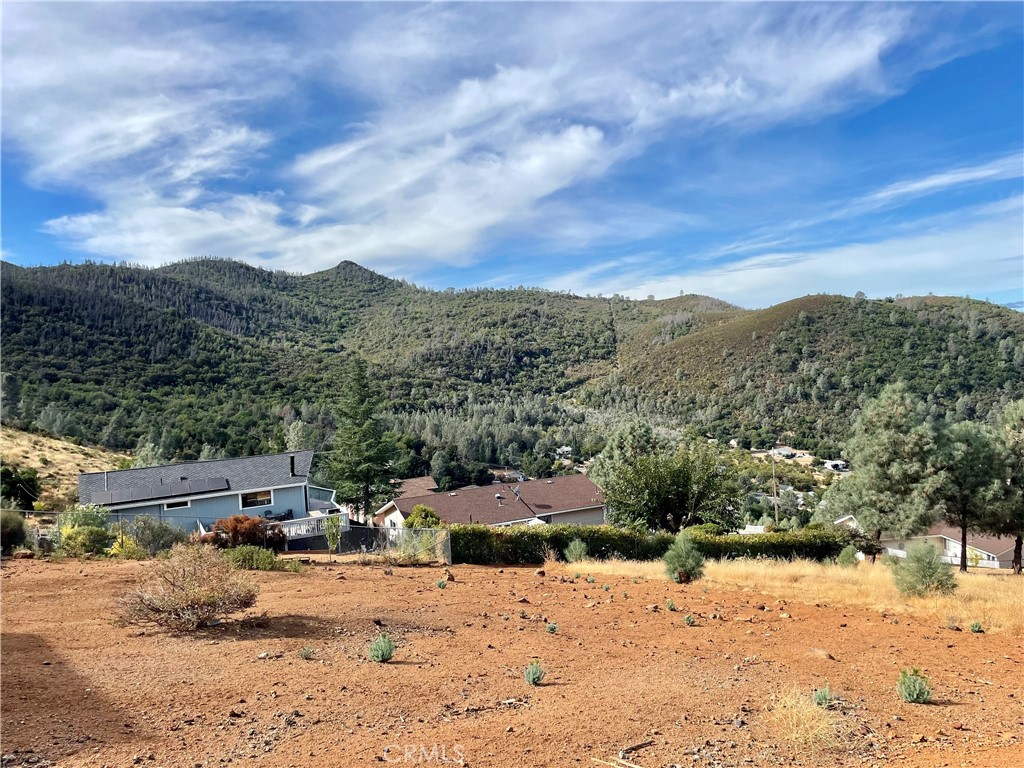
61, 503, 108, 530
768, 689, 843, 749
1, 509, 28, 554
210, 515, 286, 551
836, 545, 859, 568
61, 525, 112, 556
666, 599, 677, 612
684, 614, 696, 626
664, 533, 705, 584
546, 623, 558, 634
684, 522, 725, 536
586, 575, 595, 583
524, 660, 545, 686
812, 684, 837, 708
896, 668, 932, 704
282, 559, 303, 574
436, 579, 447, 589
368, 632, 395, 663
117, 544, 258, 632
108, 532, 148, 560
298, 647, 315, 661
129, 516, 187, 556
969, 621, 983, 634
602, 584, 610, 591
404, 504, 442, 529
225, 545, 278, 571
890, 543, 957, 597
564, 538, 588, 563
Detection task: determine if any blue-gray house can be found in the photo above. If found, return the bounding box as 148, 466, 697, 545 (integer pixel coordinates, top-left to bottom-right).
78, 450, 340, 533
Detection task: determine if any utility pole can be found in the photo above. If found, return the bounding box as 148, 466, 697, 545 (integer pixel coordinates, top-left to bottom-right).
771, 440, 780, 525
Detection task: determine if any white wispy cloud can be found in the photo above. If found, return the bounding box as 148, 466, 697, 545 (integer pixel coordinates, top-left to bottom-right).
550, 196, 1023, 307
2, 2, 1016, 282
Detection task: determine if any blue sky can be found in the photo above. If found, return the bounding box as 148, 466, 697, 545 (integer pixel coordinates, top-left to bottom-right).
2, 2, 1022, 308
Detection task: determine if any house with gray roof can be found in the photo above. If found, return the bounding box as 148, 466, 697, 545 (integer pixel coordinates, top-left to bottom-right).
78, 451, 340, 532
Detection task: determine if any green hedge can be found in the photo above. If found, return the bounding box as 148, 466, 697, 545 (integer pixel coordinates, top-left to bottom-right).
686, 527, 850, 562
449, 524, 674, 565
449, 524, 850, 565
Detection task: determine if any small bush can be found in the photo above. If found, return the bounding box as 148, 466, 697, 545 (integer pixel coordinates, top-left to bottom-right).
210, 515, 286, 551
586, 575, 595, 583
225, 545, 278, 571
282, 559, 303, 574
368, 632, 396, 663
890, 543, 957, 597
61, 525, 112, 556
602, 584, 610, 591
812, 684, 836, 708
564, 538, 588, 563
666, 599, 677, 612
298, 647, 315, 661
524, 660, 545, 686
836, 545, 858, 568
969, 621, 983, 634
436, 579, 447, 589
546, 623, 558, 634
60, 503, 108, 530
896, 668, 932, 704
768, 689, 844, 749
108, 532, 148, 560
683, 614, 696, 626
664, 533, 705, 584
404, 504, 442, 529
130, 516, 187, 556
1, 509, 28, 554
573, 571, 581, 579
117, 544, 258, 632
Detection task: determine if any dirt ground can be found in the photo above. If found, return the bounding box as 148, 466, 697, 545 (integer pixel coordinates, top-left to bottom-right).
2, 559, 1022, 768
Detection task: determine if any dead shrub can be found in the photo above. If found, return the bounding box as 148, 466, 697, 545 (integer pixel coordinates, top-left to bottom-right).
116, 544, 258, 632
765, 689, 850, 752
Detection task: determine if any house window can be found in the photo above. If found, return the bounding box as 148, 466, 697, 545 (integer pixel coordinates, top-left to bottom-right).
164, 499, 191, 511
241, 490, 273, 509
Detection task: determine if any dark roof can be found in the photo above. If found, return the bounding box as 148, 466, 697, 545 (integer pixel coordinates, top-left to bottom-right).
79, 451, 314, 506
391, 474, 604, 526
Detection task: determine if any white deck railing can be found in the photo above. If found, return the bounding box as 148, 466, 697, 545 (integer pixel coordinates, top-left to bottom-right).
276, 512, 350, 540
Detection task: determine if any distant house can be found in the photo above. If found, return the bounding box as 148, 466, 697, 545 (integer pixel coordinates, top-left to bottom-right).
834, 516, 1014, 569
371, 474, 606, 528
78, 451, 340, 533
823, 459, 849, 471
393, 475, 439, 499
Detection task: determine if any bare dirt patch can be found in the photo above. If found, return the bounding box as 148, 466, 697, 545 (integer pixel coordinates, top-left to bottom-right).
2, 559, 1022, 767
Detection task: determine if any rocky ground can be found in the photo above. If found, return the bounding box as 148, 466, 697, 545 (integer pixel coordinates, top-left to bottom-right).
1, 559, 1021, 767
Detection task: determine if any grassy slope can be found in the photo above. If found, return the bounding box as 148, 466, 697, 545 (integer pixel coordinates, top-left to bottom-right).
0, 427, 129, 509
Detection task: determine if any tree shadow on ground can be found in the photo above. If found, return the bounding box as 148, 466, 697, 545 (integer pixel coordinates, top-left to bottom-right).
0, 633, 131, 763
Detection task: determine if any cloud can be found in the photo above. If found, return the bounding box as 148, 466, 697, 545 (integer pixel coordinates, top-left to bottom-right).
2, 3, 1017, 279
550, 197, 1023, 307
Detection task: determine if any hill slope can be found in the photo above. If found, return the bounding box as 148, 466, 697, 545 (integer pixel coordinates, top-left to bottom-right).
2, 258, 1021, 461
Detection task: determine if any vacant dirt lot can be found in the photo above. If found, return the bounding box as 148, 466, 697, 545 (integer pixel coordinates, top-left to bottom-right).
2, 559, 1022, 768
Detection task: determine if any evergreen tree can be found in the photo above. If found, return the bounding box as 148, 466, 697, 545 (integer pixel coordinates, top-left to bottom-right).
324, 357, 397, 521
822, 383, 942, 547
984, 400, 1024, 574
934, 420, 1004, 572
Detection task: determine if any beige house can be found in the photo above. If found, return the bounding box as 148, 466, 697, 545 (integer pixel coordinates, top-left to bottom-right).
835, 515, 1015, 569
372, 474, 606, 528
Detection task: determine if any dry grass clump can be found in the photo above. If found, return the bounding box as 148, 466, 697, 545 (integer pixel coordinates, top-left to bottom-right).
554, 556, 1024, 635
117, 544, 258, 632
765, 689, 847, 751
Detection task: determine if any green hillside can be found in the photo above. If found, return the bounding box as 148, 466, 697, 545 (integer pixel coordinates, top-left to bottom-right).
2, 258, 1021, 464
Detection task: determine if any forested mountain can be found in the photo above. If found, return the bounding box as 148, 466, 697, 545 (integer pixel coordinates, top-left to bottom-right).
2, 258, 1021, 466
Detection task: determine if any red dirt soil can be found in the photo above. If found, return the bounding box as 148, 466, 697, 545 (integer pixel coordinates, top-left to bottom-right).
2, 559, 1022, 768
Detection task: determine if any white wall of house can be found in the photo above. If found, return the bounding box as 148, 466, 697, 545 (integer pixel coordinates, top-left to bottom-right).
880, 534, 1009, 569
549, 507, 606, 526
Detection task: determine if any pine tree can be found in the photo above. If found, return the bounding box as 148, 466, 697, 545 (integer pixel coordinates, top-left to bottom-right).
933, 421, 1004, 572
823, 383, 942, 548
324, 357, 397, 522
984, 400, 1024, 574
